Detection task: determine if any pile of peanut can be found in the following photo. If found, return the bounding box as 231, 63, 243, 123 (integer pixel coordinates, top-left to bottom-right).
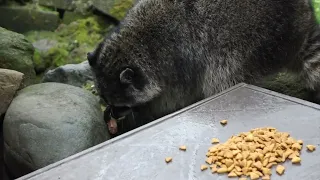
201, 127, 316, 180
164, 120, 316, 180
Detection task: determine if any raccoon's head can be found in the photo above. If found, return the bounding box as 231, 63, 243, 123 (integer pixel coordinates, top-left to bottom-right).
87, 35, 162, 108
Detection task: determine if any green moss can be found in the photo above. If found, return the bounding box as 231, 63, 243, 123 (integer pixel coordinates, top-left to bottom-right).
82, 81, 99, 96
109, 0, 134, 20
36, 4, 56, 12
101, 104, 107, 112
83, 81, 95, 91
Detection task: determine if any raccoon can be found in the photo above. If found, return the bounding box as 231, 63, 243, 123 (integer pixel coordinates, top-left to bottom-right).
88, 0, 320, 134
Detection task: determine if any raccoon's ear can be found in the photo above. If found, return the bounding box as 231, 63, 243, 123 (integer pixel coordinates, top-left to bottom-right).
87, 51, 96, 66
120, 68, 134, 84
87, 41, 104, 66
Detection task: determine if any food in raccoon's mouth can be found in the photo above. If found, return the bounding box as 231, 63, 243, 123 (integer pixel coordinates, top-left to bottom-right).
106, 106, 133, 135
107, 118, 118, 134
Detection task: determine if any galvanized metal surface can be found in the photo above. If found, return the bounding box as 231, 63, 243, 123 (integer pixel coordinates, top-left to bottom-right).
17, 83, 320, 180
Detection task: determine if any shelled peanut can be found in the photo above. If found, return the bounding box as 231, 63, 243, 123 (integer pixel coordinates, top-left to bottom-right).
203, 127, 310, 180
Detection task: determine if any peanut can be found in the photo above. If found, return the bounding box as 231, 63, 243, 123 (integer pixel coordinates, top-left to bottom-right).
179, 145, 187, 151
220, 120, 228, 125
200, 165, 208, 171
292, 156, 301, 164
276, 165, 285, 175
262, 175, 271, 180
211, 138, 220, 144
165, 157, 172, 163
306, 145, 316, 152
227, 171, 237, 177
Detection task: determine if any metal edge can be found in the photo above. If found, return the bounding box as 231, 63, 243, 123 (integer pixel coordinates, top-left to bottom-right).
17, 83, 248, 180
245, 84, 320, 110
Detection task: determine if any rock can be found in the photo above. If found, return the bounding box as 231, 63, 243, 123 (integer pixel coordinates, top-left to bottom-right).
38, 0, 75, 10
72, 0, 93, 13
0, 5, 59, 33
0, 69, 24, 116
92, 0, 136, 20
24, 17, 113, 74
0, 27, 36, 86
42, 60, 94, 88
32, 39, 58, 52
62, 11, 91, 25
3, 82, 109, 178
38, 0, 93, 12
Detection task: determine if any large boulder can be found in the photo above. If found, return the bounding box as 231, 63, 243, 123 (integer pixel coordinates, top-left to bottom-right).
0, 27, 36, 86
0, 69, 24, 116
42, 60, 94, 88
3, 82, 110, 178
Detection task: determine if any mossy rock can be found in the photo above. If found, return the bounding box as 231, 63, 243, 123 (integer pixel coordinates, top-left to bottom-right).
62, 11, 92, 25
92, 0, 135, 20
38, 0, 76, 10
109, 0, 135, 20
0, 27, 36, 86
24, 16, 113, 74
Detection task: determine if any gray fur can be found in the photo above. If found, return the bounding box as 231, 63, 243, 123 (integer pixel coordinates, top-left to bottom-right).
88, 0, 320, 132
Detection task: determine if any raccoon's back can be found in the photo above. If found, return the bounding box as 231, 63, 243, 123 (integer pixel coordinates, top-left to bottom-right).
188, 0, 311, 44
177, 0, 313, 67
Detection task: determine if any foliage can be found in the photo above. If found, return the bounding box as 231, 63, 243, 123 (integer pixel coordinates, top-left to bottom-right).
312, 0, 320, 24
